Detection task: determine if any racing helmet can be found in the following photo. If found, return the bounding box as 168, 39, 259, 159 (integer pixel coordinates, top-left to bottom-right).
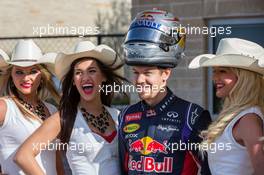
123, 9, 186, 68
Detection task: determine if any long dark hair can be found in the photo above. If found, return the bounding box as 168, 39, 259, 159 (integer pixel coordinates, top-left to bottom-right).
59, 57, 127, 145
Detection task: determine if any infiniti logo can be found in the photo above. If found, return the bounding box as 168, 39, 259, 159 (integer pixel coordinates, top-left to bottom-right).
167, 111, 179, 118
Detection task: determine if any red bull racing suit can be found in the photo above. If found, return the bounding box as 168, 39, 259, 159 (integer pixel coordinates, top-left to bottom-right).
118, 88, 212, 175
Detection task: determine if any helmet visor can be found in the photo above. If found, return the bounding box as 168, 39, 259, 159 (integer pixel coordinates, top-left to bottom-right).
124, 27, 177, 45
123, 43, 182, 61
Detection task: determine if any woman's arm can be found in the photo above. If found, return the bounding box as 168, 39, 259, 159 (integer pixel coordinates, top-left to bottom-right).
14, 112, 61, 175
234, 113, 264, 175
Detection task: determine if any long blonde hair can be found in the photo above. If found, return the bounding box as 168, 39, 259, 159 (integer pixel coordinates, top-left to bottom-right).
0, 65, 11, 96
201, 68, 264, 146
3, 64, 60, 122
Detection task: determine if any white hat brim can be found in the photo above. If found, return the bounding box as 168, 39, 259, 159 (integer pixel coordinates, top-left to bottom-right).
55, 49, 122, 80
189, 54, 264, 75
3, 52, 57, 76
40, 52, 57, 75
188, 54, 215, 69
0, 49, 10, 68
7, 61, 39, 67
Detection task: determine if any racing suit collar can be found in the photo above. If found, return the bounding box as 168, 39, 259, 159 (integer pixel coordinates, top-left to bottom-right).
141, 87, 177, 116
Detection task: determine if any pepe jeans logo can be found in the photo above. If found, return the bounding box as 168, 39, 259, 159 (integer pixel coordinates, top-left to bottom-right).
157, 125, 179, 132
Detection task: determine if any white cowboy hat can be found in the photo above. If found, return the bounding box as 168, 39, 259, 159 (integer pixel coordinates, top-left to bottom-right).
0, 49, 10, 68
0, 39, 56, 73
10, 39, 56, 66
0, 51, 9, 93
41, 52, 57, 75
55, 41, 123, 80
189, 38, 264, 75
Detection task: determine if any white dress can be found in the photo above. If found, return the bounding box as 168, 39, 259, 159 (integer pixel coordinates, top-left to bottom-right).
0, 98, 58, 175
208, 106, 264, 175
66, 106, 120, 175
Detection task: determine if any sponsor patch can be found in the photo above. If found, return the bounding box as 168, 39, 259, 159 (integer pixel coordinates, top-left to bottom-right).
123, 123, 140, 133
167, 111, 179, 118
157, 125, 179, 132
161, 117, 181, 123
146, 109, 156, 117
125, 133, 139, 139
191, 108, 199, 125
125, 112, 142, 122
128, 156, 173, 173
129, 136, 168, 155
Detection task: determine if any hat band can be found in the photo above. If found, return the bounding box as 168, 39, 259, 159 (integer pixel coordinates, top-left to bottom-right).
10, 59, 38, 62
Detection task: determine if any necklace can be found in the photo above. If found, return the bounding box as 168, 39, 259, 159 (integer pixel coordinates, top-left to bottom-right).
17, 97, 47, 121
80, 106, 110, 134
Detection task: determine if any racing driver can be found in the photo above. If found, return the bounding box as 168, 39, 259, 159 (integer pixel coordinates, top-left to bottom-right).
118, 9, 212, 175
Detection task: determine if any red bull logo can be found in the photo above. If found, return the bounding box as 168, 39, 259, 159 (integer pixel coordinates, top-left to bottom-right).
129, 139, 144, 152
129, 136, 168, 155
146, 109, 156, 117
128, 156, 173, 173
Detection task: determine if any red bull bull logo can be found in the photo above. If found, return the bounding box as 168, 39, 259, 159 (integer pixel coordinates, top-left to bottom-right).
129, 136, 168, 155
146, 109, 156, 117
129, 139, 144, 152
128, 156, 173, 173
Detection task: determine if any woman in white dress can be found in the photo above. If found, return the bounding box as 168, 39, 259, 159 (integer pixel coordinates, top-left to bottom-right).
0, 40, 62, 175
189, 38, 264, 175
15, 41, 125, 175
0, 49, 9, 96
0, 49, 9, 175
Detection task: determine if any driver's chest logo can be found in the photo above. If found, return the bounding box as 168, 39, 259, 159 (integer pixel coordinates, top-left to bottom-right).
129, 136, 168, 155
